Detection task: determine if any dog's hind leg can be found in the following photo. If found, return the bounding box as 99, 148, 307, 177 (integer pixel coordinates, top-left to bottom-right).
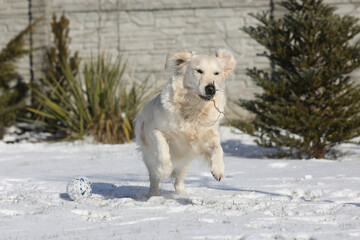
171, 165, 189, 195
148, 173, 160, 197
142, 154, 161, 197
152, 130, 172, 181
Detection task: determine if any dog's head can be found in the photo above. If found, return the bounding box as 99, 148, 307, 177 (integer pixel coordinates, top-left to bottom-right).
165, 49, 236, 101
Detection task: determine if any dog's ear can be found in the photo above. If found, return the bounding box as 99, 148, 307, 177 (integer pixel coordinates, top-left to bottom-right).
215, 49, 236, 77
165, 50, 194, 71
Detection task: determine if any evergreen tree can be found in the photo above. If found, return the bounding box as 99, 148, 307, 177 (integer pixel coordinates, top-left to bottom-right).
0, 19, 41, 138
43, 13, 80, 97
239, 0, 360, 158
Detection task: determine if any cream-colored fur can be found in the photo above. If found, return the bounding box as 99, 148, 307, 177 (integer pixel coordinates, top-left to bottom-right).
135, 49, 236, 197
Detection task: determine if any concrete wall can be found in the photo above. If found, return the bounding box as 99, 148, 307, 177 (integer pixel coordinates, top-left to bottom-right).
1, 0, 360, 119
46, 0, 273, 119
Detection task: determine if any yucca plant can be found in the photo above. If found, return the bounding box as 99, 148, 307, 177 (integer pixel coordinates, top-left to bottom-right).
28, 55, 153, 143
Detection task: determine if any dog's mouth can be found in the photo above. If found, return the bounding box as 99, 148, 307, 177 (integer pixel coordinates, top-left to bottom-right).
197, 93, 213, 101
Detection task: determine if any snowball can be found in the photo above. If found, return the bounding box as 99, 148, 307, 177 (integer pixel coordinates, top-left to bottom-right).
66, 177, 93, 201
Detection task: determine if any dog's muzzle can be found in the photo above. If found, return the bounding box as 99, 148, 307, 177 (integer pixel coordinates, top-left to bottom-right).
205, 84, 216, 96
197, 84, 216, 101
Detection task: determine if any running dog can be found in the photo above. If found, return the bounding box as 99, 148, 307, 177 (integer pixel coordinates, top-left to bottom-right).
135, 49, 236, 197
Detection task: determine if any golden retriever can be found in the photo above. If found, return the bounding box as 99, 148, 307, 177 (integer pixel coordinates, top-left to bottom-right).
135, 49, 236, 197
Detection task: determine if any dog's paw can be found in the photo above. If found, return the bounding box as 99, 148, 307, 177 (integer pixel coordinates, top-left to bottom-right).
210, 162, 224, 182
211, 171, 223, 181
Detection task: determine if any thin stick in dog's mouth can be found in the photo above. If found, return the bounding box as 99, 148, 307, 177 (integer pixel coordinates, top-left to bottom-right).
210, 99, 231, 128
193, 92, 232, 130
192, 89, 232, 129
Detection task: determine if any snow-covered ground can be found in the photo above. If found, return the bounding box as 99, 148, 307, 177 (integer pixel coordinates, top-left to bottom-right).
0, 127, 359, 239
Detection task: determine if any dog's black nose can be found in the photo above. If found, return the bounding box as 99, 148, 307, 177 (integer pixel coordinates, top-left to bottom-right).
205, 84, 216, 96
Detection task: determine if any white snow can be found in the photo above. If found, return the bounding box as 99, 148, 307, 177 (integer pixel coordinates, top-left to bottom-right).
0, 127, 359, 239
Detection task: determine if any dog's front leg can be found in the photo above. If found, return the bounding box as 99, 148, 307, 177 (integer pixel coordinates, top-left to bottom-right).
204, 134, 225, 181
152, 129, 172, 181
210, 144, 224, 181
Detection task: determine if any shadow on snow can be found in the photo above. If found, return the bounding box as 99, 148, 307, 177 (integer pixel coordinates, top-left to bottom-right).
221, 139, 275, 159
60, 182, 193, 205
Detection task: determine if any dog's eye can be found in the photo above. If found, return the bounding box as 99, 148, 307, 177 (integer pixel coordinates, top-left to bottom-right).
196, 69, 203, 74
214, 72, 219, 76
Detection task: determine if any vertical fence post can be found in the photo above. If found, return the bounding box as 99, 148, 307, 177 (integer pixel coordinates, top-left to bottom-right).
28, 0, 34, 86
